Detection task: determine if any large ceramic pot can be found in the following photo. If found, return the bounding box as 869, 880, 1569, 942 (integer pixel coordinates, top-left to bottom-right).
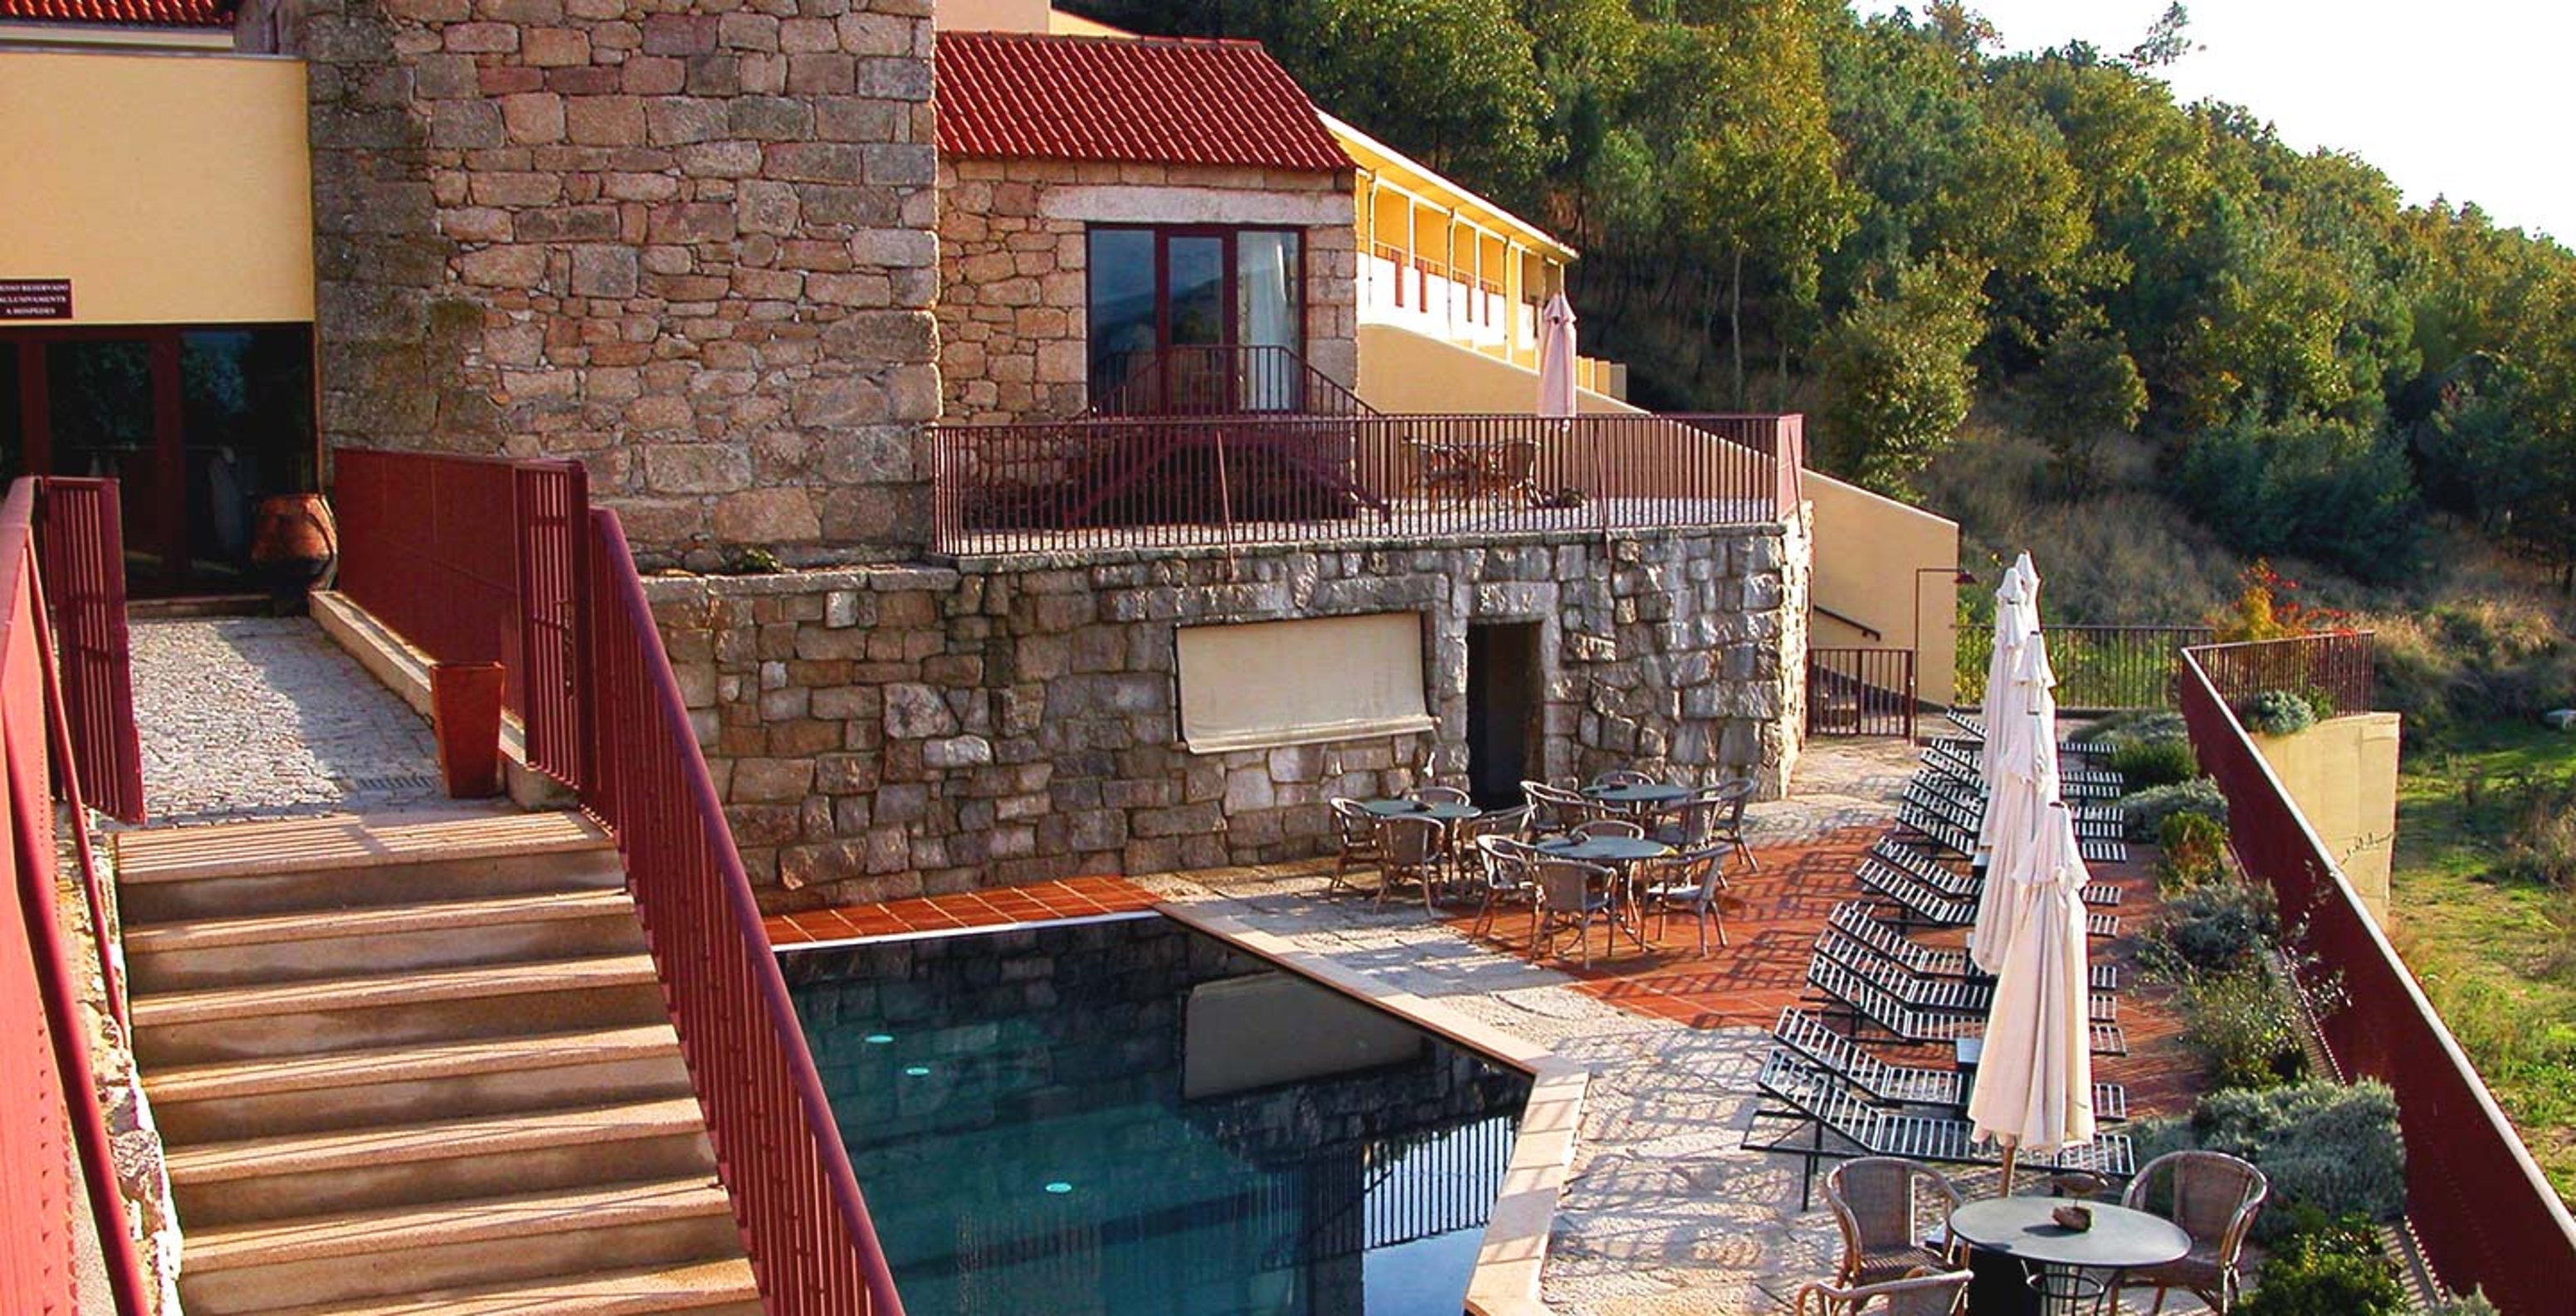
249, 492, 339, 614
430, 662, 505, 799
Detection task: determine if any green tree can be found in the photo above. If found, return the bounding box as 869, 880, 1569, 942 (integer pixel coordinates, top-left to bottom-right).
2030, 324, 2147, 493
1256, 0, 1554, 200
1818, 259, 1986, 494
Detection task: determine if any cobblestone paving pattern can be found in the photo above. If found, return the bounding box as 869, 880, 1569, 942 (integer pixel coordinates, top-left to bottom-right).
127, 618, 446, 827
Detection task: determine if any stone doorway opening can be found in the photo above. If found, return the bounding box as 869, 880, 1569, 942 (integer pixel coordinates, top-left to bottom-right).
1466, 621, 1543, 808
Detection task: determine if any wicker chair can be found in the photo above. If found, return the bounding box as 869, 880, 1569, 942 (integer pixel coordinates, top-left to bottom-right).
1650, 780, 1748, 850
1327, 798, 1381, 895
1529, 857, 1617, 967
1571, 818, 1646, 841
1641, 845, 1732, 953
1469, 833, 1541, 937
1412, 784, 1471, 806
2107, 1151, 2269, 1315
1374, 813, 1449, 914
1792, 1269, 1970, 1316
1590, 769, 1655, 789
1703, 777, 1759, 873
1523, 780, 1592, 835
1823, 1158, 1965, 1291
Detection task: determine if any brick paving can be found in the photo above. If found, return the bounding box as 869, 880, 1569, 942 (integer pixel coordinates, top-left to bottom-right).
126, 618, 447, 827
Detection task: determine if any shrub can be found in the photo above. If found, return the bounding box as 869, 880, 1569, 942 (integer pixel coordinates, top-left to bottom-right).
2112, 737, 2200, 787
2239, 1211, 2408, 1316
2177, 962, 2308, 1088
2142, 875, 2280, 979
2178, 419, 2422, 585
2243, 689, 2320, 736
2159, 811, 2230, 887
2122, 777, 2228, 840
2188, 1080, 2406, 1236
2493, 776, 2576, 889
2085, 709, 2187, 747
2411, 1290, 2502, 1315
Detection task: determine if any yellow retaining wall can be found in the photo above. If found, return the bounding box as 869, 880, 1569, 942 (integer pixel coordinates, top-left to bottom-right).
0, 50, 313, 325
1358, 323, 1960, 708
2252, 712, 2403, 920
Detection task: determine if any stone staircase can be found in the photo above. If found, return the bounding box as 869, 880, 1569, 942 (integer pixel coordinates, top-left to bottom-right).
115, 809, 759, 1316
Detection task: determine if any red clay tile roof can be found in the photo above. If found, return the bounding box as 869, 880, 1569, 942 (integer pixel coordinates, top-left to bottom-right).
0, 0, 231, 27
935, 32, 1350, 174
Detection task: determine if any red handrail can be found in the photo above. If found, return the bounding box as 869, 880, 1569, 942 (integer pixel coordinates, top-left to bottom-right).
2181, 640, 2576, 1310
31, 479, 144, 823
0, 478, 152, 1316
579, 508, 905, 1316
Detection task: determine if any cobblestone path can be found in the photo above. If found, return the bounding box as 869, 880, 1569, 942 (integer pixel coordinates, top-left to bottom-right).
127, 617, 446, 827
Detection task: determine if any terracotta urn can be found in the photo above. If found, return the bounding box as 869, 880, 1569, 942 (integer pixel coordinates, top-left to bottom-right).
431, 662, 505, 799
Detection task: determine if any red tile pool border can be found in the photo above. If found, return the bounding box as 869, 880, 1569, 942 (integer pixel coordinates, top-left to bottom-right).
762, 875, 1159, 947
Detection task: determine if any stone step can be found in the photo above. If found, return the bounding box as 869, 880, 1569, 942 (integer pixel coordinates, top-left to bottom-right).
168, 1095, 715, 1227
126, 889, 646, 992
145, 1024, 695, 1143
244, 1260, 763, 1316
134, 954, 666, 1067
116, 809, 618, 924
177, 1178, 742, 1316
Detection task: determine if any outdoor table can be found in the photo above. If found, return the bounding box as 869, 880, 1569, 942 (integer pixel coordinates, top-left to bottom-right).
1579, 782, 1693, 812
1946, 1196, 2189, 1316
1355, 798, 1482, 822
1534, 835, 1674, 946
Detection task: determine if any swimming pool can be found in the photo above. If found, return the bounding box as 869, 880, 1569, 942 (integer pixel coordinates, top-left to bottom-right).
783, 914, 1534, 1316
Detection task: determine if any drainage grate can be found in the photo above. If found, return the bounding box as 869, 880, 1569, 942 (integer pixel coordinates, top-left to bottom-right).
339, 773, 443, 793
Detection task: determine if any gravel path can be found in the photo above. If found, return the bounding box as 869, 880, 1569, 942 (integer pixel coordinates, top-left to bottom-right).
126, 617, 446, 827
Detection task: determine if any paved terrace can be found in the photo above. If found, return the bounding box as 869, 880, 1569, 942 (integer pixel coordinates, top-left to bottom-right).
768, 738, 2205, 1315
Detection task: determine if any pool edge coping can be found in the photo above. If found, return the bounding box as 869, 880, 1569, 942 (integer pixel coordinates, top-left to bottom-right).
1153, 898, 1584, 1316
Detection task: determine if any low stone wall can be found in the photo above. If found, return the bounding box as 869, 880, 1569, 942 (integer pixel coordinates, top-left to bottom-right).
648, 518, 1807, 909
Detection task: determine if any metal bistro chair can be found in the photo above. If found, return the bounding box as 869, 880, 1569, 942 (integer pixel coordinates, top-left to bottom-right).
1823, 1157, 1966, 1292
1412, 784, 1471, 806
1456, 803, 1532, 862
1522, 780, 1592, 836
2107, 1150, 2270, 1315
1705, 777, 1759, 874
1571, 817, 1646, 841
1327, 797, 1381, 896
1642, 845, 1732, 953
1590, 768, 1655, 790
1529, 856, 1617, 967
1793, 1269, 1970, 1316
1650, 779, 1749, 851
1374, 813, 1450, 914
1469, 833, 1541, 938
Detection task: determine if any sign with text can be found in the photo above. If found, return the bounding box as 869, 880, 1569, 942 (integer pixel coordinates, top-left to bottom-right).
0, 280, 72, 319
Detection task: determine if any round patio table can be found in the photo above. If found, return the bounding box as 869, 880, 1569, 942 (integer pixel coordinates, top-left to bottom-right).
1947, 1196, 2190, 1316
1534, 835, 1672, 864
1580, 782, 1693, 809
1356, 798, 1481, 822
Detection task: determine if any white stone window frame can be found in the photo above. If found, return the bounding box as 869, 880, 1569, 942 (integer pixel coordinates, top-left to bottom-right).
1173, 611, 1437, 754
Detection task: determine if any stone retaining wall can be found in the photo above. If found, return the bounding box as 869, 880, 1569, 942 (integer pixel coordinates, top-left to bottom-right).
648, 519, 1807, 910
303, 0, 941, 568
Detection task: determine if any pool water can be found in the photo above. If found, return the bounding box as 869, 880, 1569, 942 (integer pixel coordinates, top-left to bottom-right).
784, 914, 1532, 1316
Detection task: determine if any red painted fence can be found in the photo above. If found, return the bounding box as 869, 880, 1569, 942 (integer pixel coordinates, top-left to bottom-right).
31, 479, 144, 824
2181, 640, 2576, 1312
580, 509, 905, 1316
333, 450, 590, 787
0, 479, 150, 1316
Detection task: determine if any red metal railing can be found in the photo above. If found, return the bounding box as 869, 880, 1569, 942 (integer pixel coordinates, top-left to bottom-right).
2181, 640, 2576, 1312
1958, 623, 2221, 710
580, 507, 904, 1316
0, 479, 152, 1316
2191, 630, 2374, 717
30, 480, 144, 824
1807, 646, 1916, 738
931, 412, 1805, 556
334, 449, 590, 787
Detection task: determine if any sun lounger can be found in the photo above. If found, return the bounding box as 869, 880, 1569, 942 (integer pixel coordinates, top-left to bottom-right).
1896, 799, 2130, 866
1805, 954, 2128, 1056
1870, 836, 2122, 909
1900, 781, 2125, 835
1942, 713, 2117, 761
1812, 925, 2117, 1023
1853, 854, 2122, 939
1827, 899, 2118, 991
1746, 1051, 2137, 1207
1770, 1006, 2128, 1122
1921, 741, 2124, 797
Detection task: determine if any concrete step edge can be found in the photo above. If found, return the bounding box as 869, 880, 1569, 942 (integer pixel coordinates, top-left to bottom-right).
129, 890, 636, 955
133, 953, 660, 1026
167, 1095, 710, 1186
145, 1024, 687, 1105
182, 1178, 736, 1274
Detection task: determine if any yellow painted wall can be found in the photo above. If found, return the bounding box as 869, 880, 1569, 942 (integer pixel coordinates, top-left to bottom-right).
936, 0, 1052, 31
0, 50, 313, 325
2252, 712, 2403, 920
1358, 322, 1961, 710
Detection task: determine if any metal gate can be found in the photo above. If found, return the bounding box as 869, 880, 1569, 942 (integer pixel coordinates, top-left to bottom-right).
1807, 646, 1917, 738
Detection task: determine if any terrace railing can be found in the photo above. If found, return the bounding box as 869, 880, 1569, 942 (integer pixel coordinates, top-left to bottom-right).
1085, 344, 1375, 420
1957, 623, 2217, 711
1, 478, 152, 1316
1807, 646, 1917, 738
31, 479, 144, 823
931, 411, 1805, 557
2192, 629, 2374, 716
2181, 638, 2576, 1312
581, 509, 905, 1316
334, 450, 591, 787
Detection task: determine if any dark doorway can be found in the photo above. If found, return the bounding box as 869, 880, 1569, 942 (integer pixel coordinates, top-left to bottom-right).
1466, 622, 1542, 808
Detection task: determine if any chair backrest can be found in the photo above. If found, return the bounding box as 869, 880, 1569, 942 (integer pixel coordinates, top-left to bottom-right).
1531, 858, 1608, 911
1676, 846, 1730, 903
1708, 777, 1756, 834
1329, 797, 1377, 846
1413, 785, 1471, 806
1591, 769, 1653, 789
1462, 805, 1531, 845
1380, 814, 1443, 865
1475, 833, 1534, 889
2123, 1150, 2268, 1263
1573, 818, 1645, 840
1794, 1269, 1971, 1316
1523, 781, 1590, 832
1825, 1158, 1961, 1271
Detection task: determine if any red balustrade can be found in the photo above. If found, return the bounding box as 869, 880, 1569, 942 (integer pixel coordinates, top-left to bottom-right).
2181, 641, 2576, 1312
31, 479, 144, 823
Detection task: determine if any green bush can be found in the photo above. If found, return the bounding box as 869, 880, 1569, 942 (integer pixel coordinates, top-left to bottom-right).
2178, 962, 2308, 1089
2188, 1080, 2406, 1237
2112, 737, 2200, 787
2142, 875, 2280, 979
2159, 810, 2230, 886
2085, 709, 2187, 747
2239, 1212, 2408, 1316
2244, 689, 2319, 736
2122, 777, 2228, 840
2177, 417, 2422, 585
2411, 1290, 2501, 1316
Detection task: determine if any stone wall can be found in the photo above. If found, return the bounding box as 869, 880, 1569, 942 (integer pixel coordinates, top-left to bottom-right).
303, 0, 941, 567
649, 518, 1808, 910
935, 155, 1358, 422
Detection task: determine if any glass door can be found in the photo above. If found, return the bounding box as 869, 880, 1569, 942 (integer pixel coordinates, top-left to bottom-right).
40, 336, 173, 591
1083, 227, 1307, 415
